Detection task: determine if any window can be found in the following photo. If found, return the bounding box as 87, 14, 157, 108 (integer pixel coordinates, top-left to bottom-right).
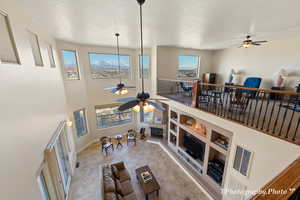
178, 56, 200, 78
61, 50, 80, 80
0, 11, 20, 64
28, 31, 43, 66
88, 53, 130, 79
143, 111, 154, 123
47, 44, 55, 68
96, 104, 132, 129
73, 109, 88, 137
37, 171, 50, 200
139, 55, 150, 79
233, 145, 253, 176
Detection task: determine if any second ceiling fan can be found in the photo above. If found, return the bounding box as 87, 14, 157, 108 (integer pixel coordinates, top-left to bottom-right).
104, 33, 135, 95
240, 35, 267, 48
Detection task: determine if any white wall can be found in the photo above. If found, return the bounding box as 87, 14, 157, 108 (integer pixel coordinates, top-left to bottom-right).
0, 2, 71, 200
56, 41, 142, 152
212, 37, 300, 89
157, 46, 214, 80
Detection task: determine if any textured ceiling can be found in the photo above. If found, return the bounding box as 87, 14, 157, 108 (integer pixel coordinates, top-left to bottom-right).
5, 0, 300, 49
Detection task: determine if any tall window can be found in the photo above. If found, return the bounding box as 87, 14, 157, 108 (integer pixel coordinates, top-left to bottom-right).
37, 171, 50, 200
73, 109, 88, 137
178, 56, 200, 78
139, 55, 150, 79
96, 104, 132, 129
47, 44, 55, 68
61, 50, 80, 80
0, 11, 20, 64
28, 31, 43, 66
88, 53, 130, 79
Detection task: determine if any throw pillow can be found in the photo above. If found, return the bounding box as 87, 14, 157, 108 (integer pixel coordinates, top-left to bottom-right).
115, 179, 123, 196
105, 192, 117, 200
104, 176, 116, 193
112, 165, 120, 179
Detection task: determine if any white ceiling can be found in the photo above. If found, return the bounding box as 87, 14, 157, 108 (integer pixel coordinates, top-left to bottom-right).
6, 0, 300, 49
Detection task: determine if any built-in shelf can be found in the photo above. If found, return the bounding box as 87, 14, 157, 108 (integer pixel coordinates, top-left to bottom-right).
207, 147, 226, 186
169, 132, 177, 146
170, 121, 178, 133
167, 107, 233, 198
211, 130, 229, 151
170, 110, 178, 122
180, 114, 207, 139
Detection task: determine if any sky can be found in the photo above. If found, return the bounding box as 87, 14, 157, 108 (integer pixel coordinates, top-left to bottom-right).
89, 53, 129, 69
178, 56, 199, 70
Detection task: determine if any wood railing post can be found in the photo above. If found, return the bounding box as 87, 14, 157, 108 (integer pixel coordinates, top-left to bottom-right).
192, 80, 200, 108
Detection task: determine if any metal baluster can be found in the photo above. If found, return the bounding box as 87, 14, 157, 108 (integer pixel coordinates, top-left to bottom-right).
251, 92, 260, 127
256, 92, 266, 129
292, 117, 300, 141
261, 93, 271, 130
279, 100, 290, 137
246, 94, 254, 126
266, 96, 276, 132
273, 98, 284, 134
285, 104, 296, 138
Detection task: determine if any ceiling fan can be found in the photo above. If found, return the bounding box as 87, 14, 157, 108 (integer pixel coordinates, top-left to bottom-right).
240, 35, 267, 48
104, 33, 135, 95
117, 0, 166, 122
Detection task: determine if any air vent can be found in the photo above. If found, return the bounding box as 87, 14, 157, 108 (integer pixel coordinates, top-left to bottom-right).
233, 145, 252, 177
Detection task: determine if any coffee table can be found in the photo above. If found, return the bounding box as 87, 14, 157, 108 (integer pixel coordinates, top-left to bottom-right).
135, 165, 160, 200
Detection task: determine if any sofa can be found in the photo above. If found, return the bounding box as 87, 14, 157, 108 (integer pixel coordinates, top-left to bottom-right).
99, 162, 137, 200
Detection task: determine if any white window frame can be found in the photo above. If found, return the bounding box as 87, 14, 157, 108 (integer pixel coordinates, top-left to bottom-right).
28, 30, 44, 67
177, 55, 200, 79
95, 104, 133, 130
88, 52, 131, 80
61, 49, 80, 80
0, 10, 20, 64
73, 108, 88, 137
47, 44, 56, 68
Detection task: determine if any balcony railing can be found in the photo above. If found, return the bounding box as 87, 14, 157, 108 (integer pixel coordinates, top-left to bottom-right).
157, 79, 300, 145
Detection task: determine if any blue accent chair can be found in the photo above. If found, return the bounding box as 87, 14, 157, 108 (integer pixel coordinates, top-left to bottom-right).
243, 77, 262, 97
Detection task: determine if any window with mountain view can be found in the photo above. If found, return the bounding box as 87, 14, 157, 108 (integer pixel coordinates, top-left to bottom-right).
95, 104, 132, 129
139, 55, 150, 79
61, 50, 80, 80
178, 56, 200, 78
89, 53, 130, 79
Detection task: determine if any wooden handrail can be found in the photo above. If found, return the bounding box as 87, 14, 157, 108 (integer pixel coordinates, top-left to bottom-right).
250, 157, 300, 200
198, 82, 300, 96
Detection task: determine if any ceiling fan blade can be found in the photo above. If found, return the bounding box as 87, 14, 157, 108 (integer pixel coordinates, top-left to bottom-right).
118, 100, 139, 111
117, 97, 137, 102
146, 100, 165, 111
253, 43, 261, 46
104, 87, 118, 91
149, 98, 169, 101
140, 105, 144, 122
124, 86, 136, 89
253, 41, 267, 43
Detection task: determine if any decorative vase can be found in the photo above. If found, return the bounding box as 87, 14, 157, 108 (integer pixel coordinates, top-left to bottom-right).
275, 75, 284, 87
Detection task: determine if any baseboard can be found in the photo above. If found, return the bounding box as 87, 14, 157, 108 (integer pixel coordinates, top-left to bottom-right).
76, 139, 98, 154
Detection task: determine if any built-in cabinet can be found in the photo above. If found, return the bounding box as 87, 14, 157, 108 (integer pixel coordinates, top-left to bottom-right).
167, 108, 232, 198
